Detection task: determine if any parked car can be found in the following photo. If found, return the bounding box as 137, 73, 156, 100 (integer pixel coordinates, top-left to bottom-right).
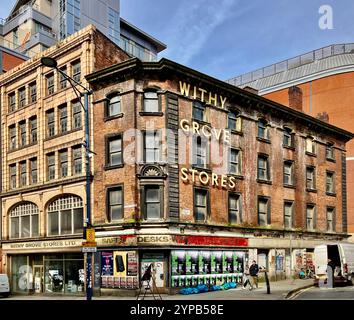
0, 274, 10, 298
314, 243, 354, 285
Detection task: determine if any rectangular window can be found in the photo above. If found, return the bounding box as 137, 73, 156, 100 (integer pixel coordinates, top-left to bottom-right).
257, 155, 269, 181
30, 158, 38, 184
46, 73, 55, 95
283, 161, 294, 186
258, 119, 269, 140
306, 137, 316, 154
258, 197, 270, 226
107, 95, 121, 117
19, 121, 26, 147
327, 207, 335, 232
47, 153, 55, 181
326, 143, 335, 160
194, 188, 209, 222
72, 101, 82, 129
229, 148, 241, 175
46, 109, 55, 137
306, 167, 316, 190
18, 87, 26, 108
144, 131, 161, 163
72, 60, 81, 82
143, 91, 159, 112
193, 136, 208, 169
20, 161, 26, 187
8, 92, 16, 112
59, 104, 68, 134
229, 193, 241, 224
283, 128, 293, 147
107, 135, 122, 166
59, 66, 67, 89
72, 146, 82, 175
145, 185, 161, 220
29, 82, 37, 103
284, 201, 293, 229
10, 164, 17, 189
9, 125, 16, 150
59, 150, 68, 178
306, 205, 315, 230
192, 102, 206, 122
326, 171, 335, 194
228, 111, 241, 131
30, 116, 37, 143
108, 186, 123, 221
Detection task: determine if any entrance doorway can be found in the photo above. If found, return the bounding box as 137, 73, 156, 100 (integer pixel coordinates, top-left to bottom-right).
33, 265, 43, 294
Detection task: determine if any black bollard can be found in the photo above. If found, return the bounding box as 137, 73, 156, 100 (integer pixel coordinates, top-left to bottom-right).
265, 271, 271, 294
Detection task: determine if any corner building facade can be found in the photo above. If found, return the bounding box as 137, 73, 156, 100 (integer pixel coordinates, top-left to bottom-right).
0, 25, 129, 295
87, 59, 353, 294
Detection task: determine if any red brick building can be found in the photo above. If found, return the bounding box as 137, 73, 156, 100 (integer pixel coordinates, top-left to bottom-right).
87, 58, 353, 294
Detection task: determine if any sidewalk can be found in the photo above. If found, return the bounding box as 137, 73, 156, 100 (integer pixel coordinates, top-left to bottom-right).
3, 278, 314, 300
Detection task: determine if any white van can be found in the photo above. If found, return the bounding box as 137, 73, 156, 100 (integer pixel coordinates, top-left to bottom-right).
314, 243, 354, 285
0, 274, 10, 297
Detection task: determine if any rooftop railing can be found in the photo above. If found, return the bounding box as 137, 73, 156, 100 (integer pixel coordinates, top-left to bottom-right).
228, 43, 354, 86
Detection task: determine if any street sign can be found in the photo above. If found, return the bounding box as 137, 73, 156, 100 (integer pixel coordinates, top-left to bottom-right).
82, 241, 97, 247
82, 247, 97, 253
86, 228, 95, 242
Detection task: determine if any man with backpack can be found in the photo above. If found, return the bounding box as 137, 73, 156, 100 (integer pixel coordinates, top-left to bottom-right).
249, 260, 259, 290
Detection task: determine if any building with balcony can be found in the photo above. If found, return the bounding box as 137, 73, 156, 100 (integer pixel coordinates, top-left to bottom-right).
227, 43, 354, 242
0, 0, 166, 60
86, 57, 353, 294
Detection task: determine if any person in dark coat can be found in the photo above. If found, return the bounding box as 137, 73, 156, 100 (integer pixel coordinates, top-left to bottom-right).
249, 260, 260, 289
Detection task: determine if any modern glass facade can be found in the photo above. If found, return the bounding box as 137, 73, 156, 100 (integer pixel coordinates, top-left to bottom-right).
60, 0, 81, 40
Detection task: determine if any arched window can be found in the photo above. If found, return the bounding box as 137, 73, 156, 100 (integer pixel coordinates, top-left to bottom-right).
47, 195, 83, 236
10, 202, 39, 239
106, 93, 121, 117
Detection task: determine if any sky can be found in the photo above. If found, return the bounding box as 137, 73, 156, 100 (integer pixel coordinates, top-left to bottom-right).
1, 0, 354, 80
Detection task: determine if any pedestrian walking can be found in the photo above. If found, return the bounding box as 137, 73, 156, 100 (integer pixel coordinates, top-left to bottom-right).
326, 258, 335, 288
249, 260, 259, 289
242, 264, 253, 290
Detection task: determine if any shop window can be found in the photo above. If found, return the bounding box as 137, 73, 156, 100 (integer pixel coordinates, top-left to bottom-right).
229, 193, 242, 224
143, 185, 162, 220
47, 196, 84, 236
306, 166, 316, 190
59, 150, 68, 178
192, 135, 209, 169
19, 121, 26, 147
72, 100, 82, 129
59, 66, 68, 89
72, 146, 82, 175
258, 197, 270, 226
306, 136, 316, 154
326, 143, 335, 161
229, 148, 241, 175
8, 92, 16, 112
283, 161, 294, 186
284, 201, 293, 229
9, 163, 17, 189
30, 116, 37, 143
9, 124, 16, 150
107, 186, 123, 221
257, 119, 269, 140
327, 207, 335, 232
228, 110, 242, 132
59, 104, 68, 134
306, 204, 316, 231
257, 154, 270, 181
283, 127, 294, 148
46, 72, 55, 95
18, 87, 26, 108
194, 188, 209, 222
29, 82, 37, 103
107, 135, 123, 167
144, 131, 161, 163
192, 101, 207, 122
10, 202, 39, 239
71, 60, 81, 82
47, 153, 56, 181
143, 91, 159, 113
30, 158, 38, 184
46, 109, 55, 137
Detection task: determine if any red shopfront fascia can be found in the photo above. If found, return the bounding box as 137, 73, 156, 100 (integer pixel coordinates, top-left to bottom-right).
173, 235, 248, 247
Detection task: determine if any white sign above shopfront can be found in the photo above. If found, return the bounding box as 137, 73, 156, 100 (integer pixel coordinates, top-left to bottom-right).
2, 239, 83, 251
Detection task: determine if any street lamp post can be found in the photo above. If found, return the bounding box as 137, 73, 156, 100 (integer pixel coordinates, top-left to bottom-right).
41, 57, 93, 300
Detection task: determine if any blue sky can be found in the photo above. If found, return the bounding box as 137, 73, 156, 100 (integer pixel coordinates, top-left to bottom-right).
1, 1, 354, 80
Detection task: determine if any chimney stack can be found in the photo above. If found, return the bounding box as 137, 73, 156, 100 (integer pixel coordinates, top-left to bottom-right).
288, 86, 303, 112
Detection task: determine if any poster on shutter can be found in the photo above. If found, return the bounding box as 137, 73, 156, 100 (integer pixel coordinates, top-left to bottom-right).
101, 252, 113, 276
114, 251, 127, 277
127, 252, 138, 276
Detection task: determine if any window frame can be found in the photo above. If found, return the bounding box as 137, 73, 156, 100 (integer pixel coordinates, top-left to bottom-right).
30, 157, 38, 184
284, 200, 294, 229
29, 81, 37, 103
19, 121, 27, 148
305, 136, 316, 155
143, 90, 160, 113
19, 161, 27, 187
9, 124, 17, 150
9, 203, 39, 239
283, 160, 294, 186
46, 109, 55, 138
59, 149, 68, 178
192, 101, 207, 123
47, 153, 56, 181
194, 187, 210, 223
257, 118, 269, 141
326, 207, 335, 232
326, 171, 335, 195
192, 135, 209, 169
229, 148, 242, 175
105, 93, 122, 118
29, 116, 37, 144
72, 100, 82, 129
59, 104, 68, 134
257, 154, 270, 182
9, 163, 17, 189
326, 143, 335, 161
142, 185, 163, 220
18, 87, 26, 108
228, 192, 242, 224
143, 130, 162, 164
107, 185, 124, 221
106, 134, 123, 168
8, 92, 16, 112
306, 166, 316, 191
283, 127, 294, 148
306, 204, 316, 231
71, 60, 81, 82
46, 72, 55, 96
72, 145, 83, 175
258, 196, 271, 226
